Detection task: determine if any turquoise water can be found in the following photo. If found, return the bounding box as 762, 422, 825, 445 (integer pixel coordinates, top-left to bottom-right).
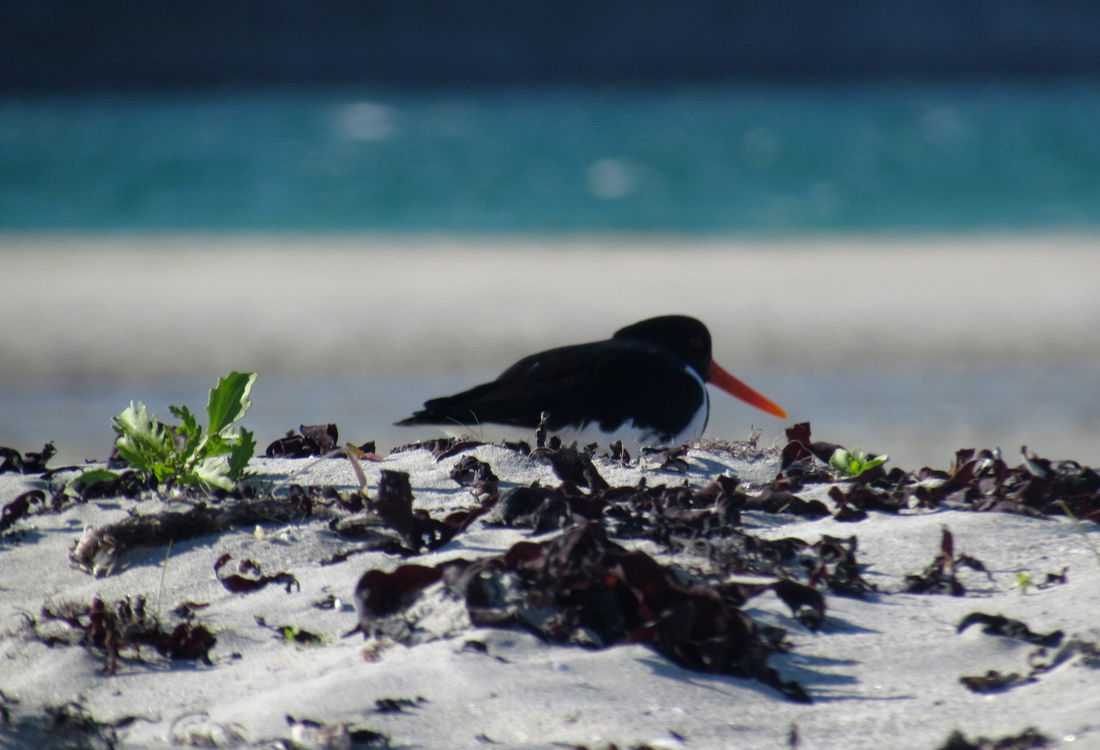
3, 80, 1100, 232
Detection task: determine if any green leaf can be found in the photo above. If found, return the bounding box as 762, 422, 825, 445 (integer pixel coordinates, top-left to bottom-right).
828, 449, 852, 474
862, 455, 889, 472
228, 428, 256, 481
75, 469, 120, 488
169, 404, 202, 442
201, 433, 232, 458
113, 401, 173, 470
192, 455, 234, 491
206, 371, 257, 437
169, 404, 205, 461
829, 447, 888, 477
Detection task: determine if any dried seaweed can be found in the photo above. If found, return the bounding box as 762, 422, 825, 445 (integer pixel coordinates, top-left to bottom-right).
770, 426, 1100, 525
330, 465, 496, 559
0, 442, 55, 474
957, 613, 1064, 648
903, 527, 992, 596
390, 437, 484, 459
355, 564, 443, 620
355, 522, 811, 702
215, 554, 299, 594
372, 697, 427, 713
939, 447, 1100, 521
532, 443, 610, 489
777, 423, 840, 485
958, 670, 1036, 693
0, 489, 44, 533
265, 423, 340, 458
640, 445, 691, 473
32, 595, 216, 674
369, 470, 463, 553
936, 727, 1049, 750
449, 455, 499, 490
957, 628, 1099, 695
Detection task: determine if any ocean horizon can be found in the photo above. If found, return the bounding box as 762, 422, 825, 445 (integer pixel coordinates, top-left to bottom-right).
4, 80, 1100, 234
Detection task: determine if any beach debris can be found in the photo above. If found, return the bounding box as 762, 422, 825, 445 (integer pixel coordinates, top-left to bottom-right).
215, 553, 299, 594
903, 527, 992, 596
0, 701, 133, 749
489, 484, 579, 533
168, 712, 249, 747
392, 436, 485, 460
959, 669, 1037, 693
770, 425, 1100, 524
640, 444, 691, 473
778, 422, 844, 485
957, 612, 1064, 648
0, 489, 44, 533
0, 442, 55, 474
254, 616, 324, 645
936, 727, 1050, 749
826, 483, 906, 520
355, 564, 444, 621
956, 629, 1100, 696
265, 423, 340, 457
31, 595, 216, 674
69, 496, 310, 576
336, 468, 495, 555
449, 454, 499, 489
747, 486, 832, 517
938, 447, 1100, 521
283, 715, 391, 748
372, 696, 427, 713
355, 522, 812, 702
531, 442, 610, 488
369, 469, 459, 553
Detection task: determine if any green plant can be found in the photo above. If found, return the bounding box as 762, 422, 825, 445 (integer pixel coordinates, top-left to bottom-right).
111, 371, 258, 491
1014, 571, 1033, 594
829, 447, 888, 478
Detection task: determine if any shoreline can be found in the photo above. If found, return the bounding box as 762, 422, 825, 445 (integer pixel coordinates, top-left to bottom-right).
4, 232, 1099, 376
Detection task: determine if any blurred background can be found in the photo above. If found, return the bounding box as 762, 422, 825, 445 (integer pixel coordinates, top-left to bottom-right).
2, 1, 1099, 468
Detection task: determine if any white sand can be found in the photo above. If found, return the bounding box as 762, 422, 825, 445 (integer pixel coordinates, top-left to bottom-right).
1, 442, 1099, 749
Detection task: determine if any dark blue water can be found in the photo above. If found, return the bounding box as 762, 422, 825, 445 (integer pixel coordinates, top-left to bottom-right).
4, 80, 1100, 232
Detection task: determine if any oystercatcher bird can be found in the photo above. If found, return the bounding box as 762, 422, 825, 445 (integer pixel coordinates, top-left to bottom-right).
396, 315, 787, 446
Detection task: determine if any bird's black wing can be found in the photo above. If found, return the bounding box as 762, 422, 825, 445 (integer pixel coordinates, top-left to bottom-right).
396, 339, 704, 437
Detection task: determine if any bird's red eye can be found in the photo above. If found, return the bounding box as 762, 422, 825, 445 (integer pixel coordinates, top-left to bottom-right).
688, 336, 704, 350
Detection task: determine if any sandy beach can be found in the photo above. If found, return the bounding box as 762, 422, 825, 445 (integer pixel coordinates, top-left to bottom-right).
1, 234, 1098, 469
1, 432, 1098, 749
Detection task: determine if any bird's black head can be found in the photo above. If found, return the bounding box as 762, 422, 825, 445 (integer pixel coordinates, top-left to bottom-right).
612, 315, 712, 377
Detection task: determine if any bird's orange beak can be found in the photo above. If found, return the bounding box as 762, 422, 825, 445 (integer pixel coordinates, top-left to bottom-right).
707, 361, 788, 419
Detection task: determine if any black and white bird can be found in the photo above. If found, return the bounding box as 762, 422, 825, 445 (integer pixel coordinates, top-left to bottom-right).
396, 314, 787, 446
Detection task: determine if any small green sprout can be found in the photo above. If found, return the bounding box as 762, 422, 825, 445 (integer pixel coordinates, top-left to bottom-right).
281, 625, 324, 646
111, 371, 258, 491
829, 447, 889, 478
1014, 572, 1033, 594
